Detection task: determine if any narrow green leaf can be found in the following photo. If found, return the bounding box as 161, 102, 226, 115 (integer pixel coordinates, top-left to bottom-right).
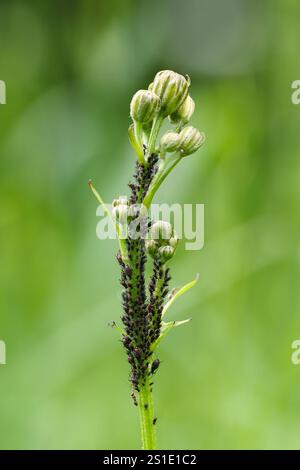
110, 321, 125, 336
152, 318, 192, 350
89, 179, 112, 221
88, 180, 129, 263
162, 273, 199, 318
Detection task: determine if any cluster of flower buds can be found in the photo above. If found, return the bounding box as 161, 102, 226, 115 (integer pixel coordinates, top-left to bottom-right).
146, 221, 178, 263
130, 70, 189, 125
129, 70, 205, 163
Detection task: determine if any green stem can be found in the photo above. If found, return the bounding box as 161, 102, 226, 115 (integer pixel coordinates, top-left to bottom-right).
138, 377, 156, 449
128, 124, 145, 165
147, 115, 163, 157
143, 154, 182, 208
134, 121, 143, 149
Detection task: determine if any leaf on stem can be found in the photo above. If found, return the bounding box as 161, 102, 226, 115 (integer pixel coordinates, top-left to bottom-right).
162, 273, 199, 318
88, 180, 129, 263
88, 180, 112, 221
152, 318, 192, 350
109, 321, 125, 336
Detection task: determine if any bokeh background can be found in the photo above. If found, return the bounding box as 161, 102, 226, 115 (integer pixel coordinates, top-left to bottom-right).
1, 0, 300, 450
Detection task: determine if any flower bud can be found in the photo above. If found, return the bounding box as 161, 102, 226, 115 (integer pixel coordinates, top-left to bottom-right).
150, 220, 173, 241
151, 70, 189, 117
160, 132, 181, 153
179, 126, 205, 156
158, 245, 175, 261
169, 95, 195, 125
146, 221, 179, 262
145, 239, 158, 257
130, 90, 160, 123
112, 196, 128, 207
169, 235, 179, 249
112, 204, 128, 225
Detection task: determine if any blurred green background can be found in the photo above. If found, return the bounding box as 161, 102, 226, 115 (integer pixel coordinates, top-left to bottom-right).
1, 0, 300, 450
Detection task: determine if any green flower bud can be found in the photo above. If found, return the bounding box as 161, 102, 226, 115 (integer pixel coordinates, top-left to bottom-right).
146, 221, 179, 262
169, 235, 179, 249
160, 132, 181, 153
112, 196, 128, 207
145, 239, 158, 257
158, 245, 175, 261
151, 70, 189, 117
179, 126, 205, 156
112, 204, 128, 225
169, 95, 195, 125
130, 90, 160, 123
150, 220, 173, 241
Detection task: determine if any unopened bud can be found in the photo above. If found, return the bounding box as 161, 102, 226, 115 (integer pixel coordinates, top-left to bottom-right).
179, 126, 205, 156
170, 95, 195, 125
169, 236, 179, 249
146, 222, 179, 262
151, 70, 189, 117
145, 239, 158, 257
158, 245, 175, 261
160, 132, 181, 153
112, 196, 128, 207
130, 90, 160, 123
150, 221, 173, 241
112, 204, 128, 225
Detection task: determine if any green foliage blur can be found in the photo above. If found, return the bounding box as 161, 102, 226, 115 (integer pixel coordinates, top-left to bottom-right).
1, 0, 300, 450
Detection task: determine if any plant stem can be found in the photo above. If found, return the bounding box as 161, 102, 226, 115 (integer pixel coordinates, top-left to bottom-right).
134, 121, 143, 148
147, 115, 163, 157
128, 124, 145, 165
143, 154, 182, 208
138, 377, 156, 450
